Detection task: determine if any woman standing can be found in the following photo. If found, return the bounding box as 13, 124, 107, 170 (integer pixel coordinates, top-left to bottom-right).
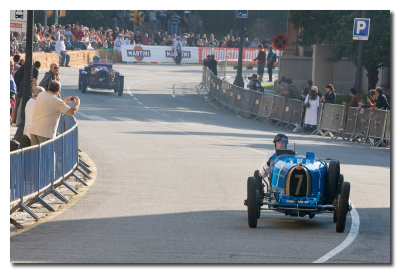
321, 83, 336, 104
304, 86, 320, 133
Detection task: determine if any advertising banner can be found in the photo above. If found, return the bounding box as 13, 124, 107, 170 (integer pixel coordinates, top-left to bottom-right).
121, 45, 281, 64
198, 47, 282, 64
121, 45, 199, 63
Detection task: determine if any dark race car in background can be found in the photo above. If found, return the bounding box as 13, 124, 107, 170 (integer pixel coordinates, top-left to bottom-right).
244, 149, 351, 233
78, 59, 124, 96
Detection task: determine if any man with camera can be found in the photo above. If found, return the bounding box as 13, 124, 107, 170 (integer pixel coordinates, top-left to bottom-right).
30, 80, 80, 145
247, 74, 264, 93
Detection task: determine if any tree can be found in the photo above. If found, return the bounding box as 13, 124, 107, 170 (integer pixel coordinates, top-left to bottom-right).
289, 10, 390, 90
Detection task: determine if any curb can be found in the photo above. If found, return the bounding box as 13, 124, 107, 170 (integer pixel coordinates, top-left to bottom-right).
10, 150, 97, 236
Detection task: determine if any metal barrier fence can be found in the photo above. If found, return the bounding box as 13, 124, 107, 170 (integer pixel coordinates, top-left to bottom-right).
10, 115, 90, 226
202, 67, 390, 147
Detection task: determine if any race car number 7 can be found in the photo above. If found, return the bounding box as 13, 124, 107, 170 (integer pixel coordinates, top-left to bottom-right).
294, 175, 303, 195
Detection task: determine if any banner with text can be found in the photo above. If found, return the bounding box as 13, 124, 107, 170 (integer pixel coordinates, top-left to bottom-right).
121, 45, 199, 63
121, 45, 281, 64
198, 47, 282, 64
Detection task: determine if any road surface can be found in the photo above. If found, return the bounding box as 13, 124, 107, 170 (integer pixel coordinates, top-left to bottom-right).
10, 63, 391, 263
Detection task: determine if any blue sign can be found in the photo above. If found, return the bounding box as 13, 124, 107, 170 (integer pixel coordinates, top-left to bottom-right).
236, 10, 248, 18
353, 18, 370, 40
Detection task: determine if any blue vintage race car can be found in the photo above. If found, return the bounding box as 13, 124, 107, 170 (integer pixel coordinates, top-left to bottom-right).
244, 149, 351, 233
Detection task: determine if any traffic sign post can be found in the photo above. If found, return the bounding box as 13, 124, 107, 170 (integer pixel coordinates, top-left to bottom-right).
233, 11, 247, 88
10, 10, 27, 33
354, 13, 368, 93
273, 34, 288, 80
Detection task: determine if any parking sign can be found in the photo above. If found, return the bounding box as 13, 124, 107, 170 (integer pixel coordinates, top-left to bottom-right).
353, 18, 370, 40
236, 10, 248, 19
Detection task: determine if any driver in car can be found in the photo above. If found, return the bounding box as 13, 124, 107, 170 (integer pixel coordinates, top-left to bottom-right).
259, 133, 289, 180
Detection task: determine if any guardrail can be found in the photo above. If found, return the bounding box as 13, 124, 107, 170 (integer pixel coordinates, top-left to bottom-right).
10, 114, 91, 227
200, 66, 390, 147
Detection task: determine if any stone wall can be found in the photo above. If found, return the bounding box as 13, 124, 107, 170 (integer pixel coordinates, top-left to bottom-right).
279, 56, 390, 94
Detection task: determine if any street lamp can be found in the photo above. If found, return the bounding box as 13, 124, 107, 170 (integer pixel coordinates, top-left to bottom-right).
233, 11, 247, 88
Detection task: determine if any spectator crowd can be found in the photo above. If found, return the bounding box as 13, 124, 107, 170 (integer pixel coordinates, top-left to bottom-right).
272, 77, 390, 133
10, 11, 273, 55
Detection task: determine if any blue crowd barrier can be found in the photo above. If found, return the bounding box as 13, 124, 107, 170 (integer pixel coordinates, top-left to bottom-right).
10, 115, 82, 219
203, 66, 390, 147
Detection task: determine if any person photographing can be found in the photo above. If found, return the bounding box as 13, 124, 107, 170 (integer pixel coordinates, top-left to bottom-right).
247, 74, 263, 93
30, 80, 80, 145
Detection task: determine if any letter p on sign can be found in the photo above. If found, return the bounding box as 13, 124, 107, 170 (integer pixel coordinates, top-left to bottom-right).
353, 18, 370, 40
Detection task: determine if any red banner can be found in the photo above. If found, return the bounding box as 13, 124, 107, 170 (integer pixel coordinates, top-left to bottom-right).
198, 47, 282, 64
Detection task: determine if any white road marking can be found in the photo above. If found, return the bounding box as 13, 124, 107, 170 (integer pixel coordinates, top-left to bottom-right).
113, 117, 138, 122
313, 203, 360, 263
137, 101, 143, 105
76, 112, 108, 121
76, 112, 91, 119
88, 115, 108, 121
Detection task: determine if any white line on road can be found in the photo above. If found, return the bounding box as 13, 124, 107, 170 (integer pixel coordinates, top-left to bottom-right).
137, 101, 143, 105
76, 112, 108, 121
87, 115, 108, 121
113, 117, 139, 122
313, 203, 360, 263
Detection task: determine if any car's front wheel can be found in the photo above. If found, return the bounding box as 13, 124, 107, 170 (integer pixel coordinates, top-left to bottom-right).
247, 177, 259, 228
326, 160, 340, 204
336, 181, 350, 233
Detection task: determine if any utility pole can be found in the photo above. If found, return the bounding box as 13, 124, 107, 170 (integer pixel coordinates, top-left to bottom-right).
54, 10, 59, 25
44, 11, 48, 27
15, 10, 34, 141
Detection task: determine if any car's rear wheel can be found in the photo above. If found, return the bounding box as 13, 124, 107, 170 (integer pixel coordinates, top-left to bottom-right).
247, 177, 258, 228
336, 181, 350, 233
81, 74, 88, 93
118, 76, 124, 96
326, 160, 340, 204
78, 76, 82, 90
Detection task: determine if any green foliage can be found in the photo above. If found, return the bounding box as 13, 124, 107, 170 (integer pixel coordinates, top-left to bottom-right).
289, 10, 390, 89
261, 82, 275, 90
34, 10, 118, 29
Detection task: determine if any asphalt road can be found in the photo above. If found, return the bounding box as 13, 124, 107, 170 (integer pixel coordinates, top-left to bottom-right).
10, 63, 391, 263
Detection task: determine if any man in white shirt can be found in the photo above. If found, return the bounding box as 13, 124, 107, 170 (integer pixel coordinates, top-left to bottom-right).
113, 34, 124, 52
173, 36, 183, 65
30, 80, 80, 145
24, 86, 45, 141
55, 35, 70, 67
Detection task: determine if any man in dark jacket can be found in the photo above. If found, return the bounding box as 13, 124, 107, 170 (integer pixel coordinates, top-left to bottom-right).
39, 63, 60, 91
374, 87, 390, 110
208, 55, 218, 76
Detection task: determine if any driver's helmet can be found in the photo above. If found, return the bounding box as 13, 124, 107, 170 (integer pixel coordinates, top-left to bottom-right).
93, 55, 100, 63
273, 133, 288, 149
